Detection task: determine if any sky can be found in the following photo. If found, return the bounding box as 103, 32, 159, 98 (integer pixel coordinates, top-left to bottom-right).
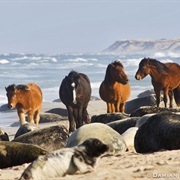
0, 0, 180, 54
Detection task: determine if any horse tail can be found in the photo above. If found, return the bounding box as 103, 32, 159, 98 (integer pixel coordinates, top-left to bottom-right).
173, 86, 180, 107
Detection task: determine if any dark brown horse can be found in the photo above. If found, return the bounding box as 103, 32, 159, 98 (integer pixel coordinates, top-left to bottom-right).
5, 83, 43, 125
135, 58, 180, 108
59, 71, 91, 132
99, 61, 131, 113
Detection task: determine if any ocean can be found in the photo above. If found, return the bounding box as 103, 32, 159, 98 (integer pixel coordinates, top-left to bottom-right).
0, 52, 179, 128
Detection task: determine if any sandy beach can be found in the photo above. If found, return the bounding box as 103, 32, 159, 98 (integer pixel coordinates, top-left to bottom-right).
0, 100, 180, 180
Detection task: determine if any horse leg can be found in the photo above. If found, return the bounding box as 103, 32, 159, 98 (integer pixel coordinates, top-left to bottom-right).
168, 90, 173, 108
18, 111, 26, 125
111, 104, 116, 113
34, 108, 41, 125
27, 111, 35, 124
120, 103, 125, 112
107, 103, 112, 113
82, 107, 90, 124
76, 106, 83, 129
163, 88, 169, 108
154, 89, 161, 107
115, 101, 121, 112
67, 106, 76, 132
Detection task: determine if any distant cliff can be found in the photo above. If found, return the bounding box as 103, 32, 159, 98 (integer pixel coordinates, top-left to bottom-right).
103, 38, 180, 54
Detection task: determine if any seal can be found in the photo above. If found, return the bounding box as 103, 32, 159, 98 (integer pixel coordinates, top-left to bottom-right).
125, 95, 156, 114
91, 112, 129, 124
121, 127, 138, 148
134, 112, 180, 153
130, 106, 180, 117
0, 141, 47, 169
66, 123, 127, 154
107, 117, 139, 134
14, 123, 38, 138
19, 138, 108, 179
0, 128, 9, 141
135, 113, 155, 128
13, 125, 69, 151
39, 112, 67, 123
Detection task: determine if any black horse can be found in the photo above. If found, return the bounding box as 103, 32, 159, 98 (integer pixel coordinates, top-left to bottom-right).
59, 71, 91, 132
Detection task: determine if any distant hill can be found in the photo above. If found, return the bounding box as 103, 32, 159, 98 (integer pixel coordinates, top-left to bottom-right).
103, 38, 180, 54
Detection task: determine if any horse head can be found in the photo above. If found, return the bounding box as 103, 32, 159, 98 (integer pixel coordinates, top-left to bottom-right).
67, 71, 81, 104
135, 58, 151, 80
5, 84, 18, 109
135, 58, 168, 80
105, 61, 129, 85
5, 84, 30, 109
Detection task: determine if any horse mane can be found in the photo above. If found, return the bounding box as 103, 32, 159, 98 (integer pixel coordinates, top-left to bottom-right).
105, 61, 124, 82
6, 84, 16, 92
111, 60, 124, 68
6, 84, 29, 91
16, 84, 30, 91
143, 58, 169, 75
68, 71, 81, 82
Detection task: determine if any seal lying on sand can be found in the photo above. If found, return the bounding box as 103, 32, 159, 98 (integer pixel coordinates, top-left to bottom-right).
121, 127, 138, 148
14, 123, 38, 138
135, 113, 155, 128
0, 141, 47, 169
125, 95, 156, 114
66, 123, 127, 154
13, 125, 69, 151
130, 106, 180, 117
0, 128, 9, 141
107, 117, 139, 134
91, 112, 129, 124
19, 138, 108, 180
134, 112, 180, 153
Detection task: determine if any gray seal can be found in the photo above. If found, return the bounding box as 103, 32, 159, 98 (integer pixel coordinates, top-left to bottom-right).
91, 112, 129, 124
0, 141, 47, 169
134, 112, 180, 153
130, 106, 180, 117
107, 117, 139, 134
66, 123, 127, 154
0, 128, 9, 141
14, 123, 38, 138
19, 138, 108, 179
13, 125, 69, 151
125, 95, 156, 114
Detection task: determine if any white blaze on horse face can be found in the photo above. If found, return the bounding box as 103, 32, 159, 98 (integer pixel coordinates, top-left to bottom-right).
71, 82, 77, 104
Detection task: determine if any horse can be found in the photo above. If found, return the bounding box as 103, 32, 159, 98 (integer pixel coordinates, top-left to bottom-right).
5, 83, 43, 125
99, 61, 131, 113
135, 58, 180, 108
59, 71, 91, 132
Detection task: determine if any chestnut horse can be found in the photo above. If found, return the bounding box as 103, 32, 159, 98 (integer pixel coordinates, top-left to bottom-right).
135, 58, 180, 108
5, 83, 43, 125
59, 71, 91, 132
99, 61, 131, 113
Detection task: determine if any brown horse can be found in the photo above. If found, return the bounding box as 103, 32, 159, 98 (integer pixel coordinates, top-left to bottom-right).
135, 58, 180, 108
59, 71, 91, 132
99, 61, 131, 113
5, 83, 43, 125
